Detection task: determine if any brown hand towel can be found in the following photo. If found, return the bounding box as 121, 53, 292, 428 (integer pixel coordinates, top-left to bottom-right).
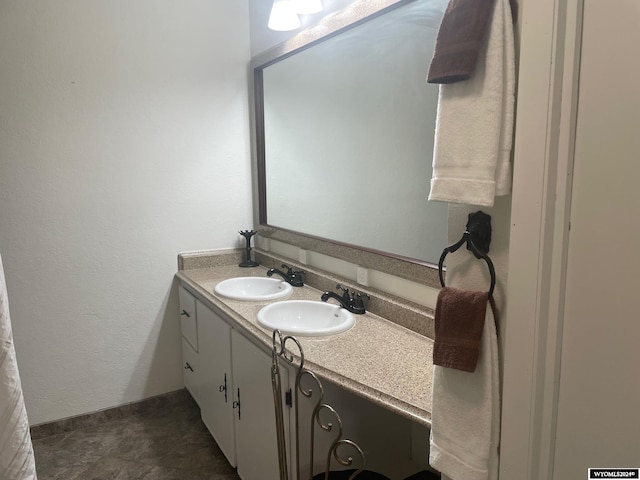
433, 287, 489, 372
427, 0, 497, 84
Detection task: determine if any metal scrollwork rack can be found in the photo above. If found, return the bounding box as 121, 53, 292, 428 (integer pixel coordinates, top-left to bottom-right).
271, 330, 381, 480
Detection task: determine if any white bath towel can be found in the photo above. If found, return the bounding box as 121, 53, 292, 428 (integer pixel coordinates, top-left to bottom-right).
0, 254, 37, 480
429, 302, 500, 480
428, 0, 515, 207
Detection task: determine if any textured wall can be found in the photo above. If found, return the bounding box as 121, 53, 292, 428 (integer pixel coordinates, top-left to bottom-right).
0, 0, 252, 425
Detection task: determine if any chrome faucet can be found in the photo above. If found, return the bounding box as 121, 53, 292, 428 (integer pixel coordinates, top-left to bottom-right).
266, 264, 305, 287
320, 284, 369, 314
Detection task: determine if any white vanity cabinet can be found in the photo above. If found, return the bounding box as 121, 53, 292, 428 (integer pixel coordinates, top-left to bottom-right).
178, 284, 287, 480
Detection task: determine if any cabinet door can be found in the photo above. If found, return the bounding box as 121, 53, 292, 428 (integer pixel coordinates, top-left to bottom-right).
232, 330, 284, 480
197, 301, 236, 467
178, 285, 198, 351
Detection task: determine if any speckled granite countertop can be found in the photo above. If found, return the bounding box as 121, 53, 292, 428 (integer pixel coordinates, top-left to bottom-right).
175, 264, 434, 427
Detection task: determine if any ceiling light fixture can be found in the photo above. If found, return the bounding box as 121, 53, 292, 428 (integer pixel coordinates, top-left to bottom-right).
268, 0, 301, 31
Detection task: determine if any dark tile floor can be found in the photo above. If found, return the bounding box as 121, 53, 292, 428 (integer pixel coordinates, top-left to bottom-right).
32, 394, 241, 480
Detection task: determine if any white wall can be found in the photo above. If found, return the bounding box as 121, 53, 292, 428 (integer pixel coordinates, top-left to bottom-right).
0, 0, 253, 425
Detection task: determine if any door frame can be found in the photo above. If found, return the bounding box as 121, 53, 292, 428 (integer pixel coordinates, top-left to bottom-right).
499, 0, 584, 478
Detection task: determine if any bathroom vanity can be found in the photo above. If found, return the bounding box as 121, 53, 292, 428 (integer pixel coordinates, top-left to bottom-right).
176, 250, 435, 480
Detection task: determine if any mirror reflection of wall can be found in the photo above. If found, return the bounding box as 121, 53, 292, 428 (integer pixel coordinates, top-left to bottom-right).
261, 0, 450, 264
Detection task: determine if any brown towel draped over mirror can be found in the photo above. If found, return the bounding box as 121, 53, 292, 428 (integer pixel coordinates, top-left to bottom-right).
427, 0, 518, 84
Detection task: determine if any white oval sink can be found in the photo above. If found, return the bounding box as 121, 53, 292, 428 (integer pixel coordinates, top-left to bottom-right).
257, 300, 354, 337
214, 277, 292, 301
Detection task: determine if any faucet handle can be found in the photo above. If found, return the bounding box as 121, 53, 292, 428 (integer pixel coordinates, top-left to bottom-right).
283, 264, 305, 286
284, 264, 305, 275
335, 284, 352, 301
291, 268, 306, 278
354, 292, 370, 309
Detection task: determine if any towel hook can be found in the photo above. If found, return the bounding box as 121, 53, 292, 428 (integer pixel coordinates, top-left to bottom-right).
438, 211, 496, 297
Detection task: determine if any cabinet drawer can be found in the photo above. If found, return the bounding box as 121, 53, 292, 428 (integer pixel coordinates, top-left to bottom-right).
182, 337, 201, 405
178, 285, 198, 351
